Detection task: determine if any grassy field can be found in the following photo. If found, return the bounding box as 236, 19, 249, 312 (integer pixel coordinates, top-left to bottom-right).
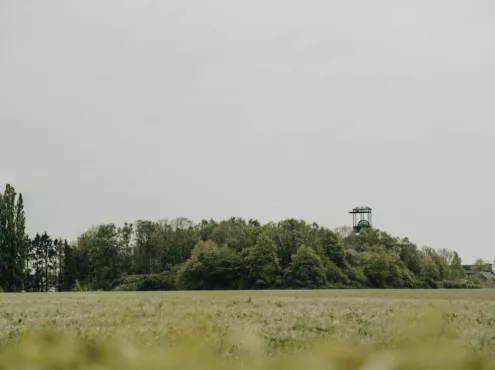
1, 289, 495, 369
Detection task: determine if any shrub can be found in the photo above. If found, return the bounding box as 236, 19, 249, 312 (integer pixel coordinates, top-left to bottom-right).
244, 233, 282, 289
73, 280, 88, 292
422, 278, 439, 289
324, 260, 349, 286
114, 270, 177, 292
176, 241, 242, 290
284, 246, 327, 289
441, 280, 480, 289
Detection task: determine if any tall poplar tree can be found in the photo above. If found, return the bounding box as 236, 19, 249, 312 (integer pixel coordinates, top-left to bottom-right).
0, 184, 25, 291
15, 193, 28, 290
0, 190, 4, 290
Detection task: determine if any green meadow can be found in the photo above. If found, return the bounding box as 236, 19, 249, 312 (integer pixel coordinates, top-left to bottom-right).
1, 289, 495, 369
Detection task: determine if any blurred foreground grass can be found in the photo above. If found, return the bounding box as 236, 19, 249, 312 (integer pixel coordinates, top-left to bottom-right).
2, 290, 495, 369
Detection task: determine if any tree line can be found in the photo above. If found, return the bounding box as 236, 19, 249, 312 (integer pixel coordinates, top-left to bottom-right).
0, 184, 481, 292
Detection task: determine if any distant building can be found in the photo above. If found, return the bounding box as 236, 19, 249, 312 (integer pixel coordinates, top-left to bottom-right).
463, 263, 495, 288
476, 272, 495, 288
478, 271, 495, 280
462, 263, 493, 274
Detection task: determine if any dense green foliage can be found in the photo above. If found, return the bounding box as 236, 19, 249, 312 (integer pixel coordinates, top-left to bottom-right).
0, 184, 483, 292
0, 185, 28, 292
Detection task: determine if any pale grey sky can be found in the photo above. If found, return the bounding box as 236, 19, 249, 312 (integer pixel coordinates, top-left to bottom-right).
1, 0, 494, 263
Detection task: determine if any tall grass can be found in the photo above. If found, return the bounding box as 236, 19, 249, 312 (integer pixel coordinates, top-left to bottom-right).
1, 290, 495, 369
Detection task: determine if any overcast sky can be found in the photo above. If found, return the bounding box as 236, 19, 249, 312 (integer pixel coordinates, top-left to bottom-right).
1, 0, 494, 263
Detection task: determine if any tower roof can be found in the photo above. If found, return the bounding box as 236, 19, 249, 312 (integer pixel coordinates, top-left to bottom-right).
349, 206, 372, 213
